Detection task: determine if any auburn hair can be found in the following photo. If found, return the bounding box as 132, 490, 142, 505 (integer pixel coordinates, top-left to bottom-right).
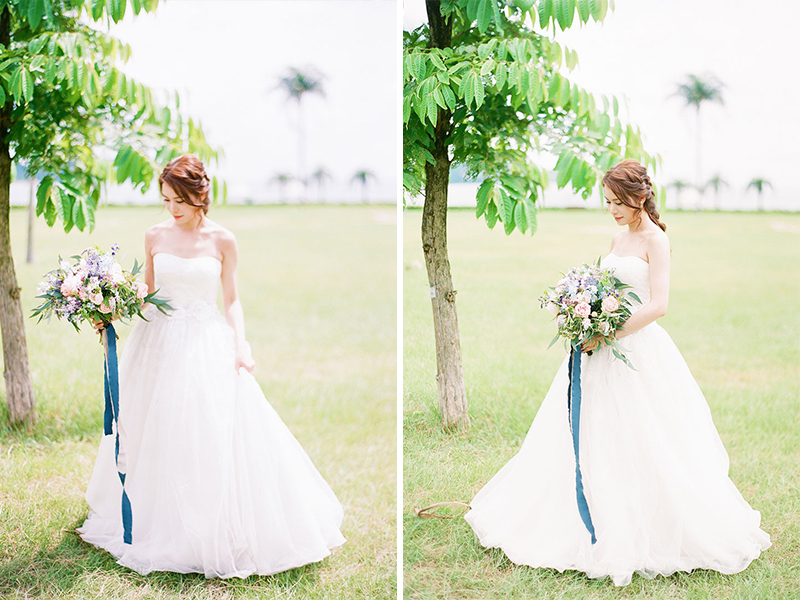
158, 154, 211, 214
602, 159, 666, 232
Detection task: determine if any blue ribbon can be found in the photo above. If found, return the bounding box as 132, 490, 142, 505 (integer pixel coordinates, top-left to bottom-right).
103, 323, 133, 545
567, 347, 597, 544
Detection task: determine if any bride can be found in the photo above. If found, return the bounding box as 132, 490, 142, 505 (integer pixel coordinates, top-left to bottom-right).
77, 154, 345, 578
465, 159, 770, 586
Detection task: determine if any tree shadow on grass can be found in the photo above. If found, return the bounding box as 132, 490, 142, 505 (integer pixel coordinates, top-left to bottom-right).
0, 518, 324, 599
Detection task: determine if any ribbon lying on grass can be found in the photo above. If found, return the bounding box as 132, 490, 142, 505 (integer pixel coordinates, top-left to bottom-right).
414, 502, 471, 519
102, 323, 133, 545
567, 347, 597, 544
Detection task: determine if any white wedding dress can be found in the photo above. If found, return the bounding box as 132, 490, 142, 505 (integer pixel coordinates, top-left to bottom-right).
78, 253, 345, 578
465, 253, 770, 586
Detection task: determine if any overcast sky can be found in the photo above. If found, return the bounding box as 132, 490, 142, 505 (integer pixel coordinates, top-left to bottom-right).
404, 0, 800, 210
107, 0, 397, 202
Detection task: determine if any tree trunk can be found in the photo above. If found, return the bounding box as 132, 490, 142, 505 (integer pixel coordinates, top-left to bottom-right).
0, 7, 36, 427
26, 178, 34, 263
422, 0, 468, 431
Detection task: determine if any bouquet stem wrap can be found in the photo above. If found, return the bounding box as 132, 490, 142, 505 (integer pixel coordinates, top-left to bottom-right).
567, 347, 597, 544
102, 323, 133, 545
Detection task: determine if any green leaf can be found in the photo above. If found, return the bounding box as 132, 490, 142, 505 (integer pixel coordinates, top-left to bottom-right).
547, 334, 560, 350
523, 196, 538, 235
494, 62, 507, 90
402, 94, 411, 124
628, 291, 642, 304
555, 0, 575, 30
514, 200, 528, 232
485, 199, 499, 229
441, 84, 456, 110
36, 176, 53, 216
538, 0, 553, 28
425, 92, 438, 125
20, 67, 33, 102
473, 74, 485, 108
577, 0, 591, 22
27, 0, 45, 30
428, 52, 446, 71
476, 0, 493, 33
44, 196, 57, 227
475, 178, 494, 217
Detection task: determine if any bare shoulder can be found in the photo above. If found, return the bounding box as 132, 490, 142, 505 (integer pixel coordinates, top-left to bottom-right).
203, 219, 237, 256
144, 221, 172, 249
645, 227, 670, 259
610, 229, 625, 248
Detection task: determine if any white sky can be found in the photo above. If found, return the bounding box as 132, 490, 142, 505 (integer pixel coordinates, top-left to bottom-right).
403, 0, 800, 208
107, 0, 398, 202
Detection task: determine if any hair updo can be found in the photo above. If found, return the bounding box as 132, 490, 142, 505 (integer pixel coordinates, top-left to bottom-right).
158, 154, 211, 214
602, 159, 666, 232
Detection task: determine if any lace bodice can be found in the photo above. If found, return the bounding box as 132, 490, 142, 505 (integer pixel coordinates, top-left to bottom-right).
601, 253, 650, 311
152, 253, 222, 321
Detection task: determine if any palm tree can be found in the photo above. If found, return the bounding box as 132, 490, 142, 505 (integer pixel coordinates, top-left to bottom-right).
270, 172, 294, 203
351, 169, 376, 202
674, 74, 724, 190
747, 177, 773, 211
668, 179, 693, 210
276, 67, 325, 190
311, 166, 332, 202
704, 174, 729, 211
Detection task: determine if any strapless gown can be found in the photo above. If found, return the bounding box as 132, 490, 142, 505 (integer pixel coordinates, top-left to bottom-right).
465, 253, 770, 586
77, 253, 345, 578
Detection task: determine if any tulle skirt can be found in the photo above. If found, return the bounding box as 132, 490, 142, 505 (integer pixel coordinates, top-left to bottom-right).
77, 307, 345, 578
465, 322, 770, 586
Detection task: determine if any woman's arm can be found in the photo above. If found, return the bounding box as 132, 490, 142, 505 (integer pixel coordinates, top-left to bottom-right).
219, 233, 255, 373
144, 227, 156, 296
615, 234, 670, 339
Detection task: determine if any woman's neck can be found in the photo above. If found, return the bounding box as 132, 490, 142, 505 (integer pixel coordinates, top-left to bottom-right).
175, 213, 205, 232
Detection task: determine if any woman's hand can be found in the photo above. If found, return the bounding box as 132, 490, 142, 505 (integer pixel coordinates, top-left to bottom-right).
235, 345, 255, 374
581, 335, 603, 353
91, 318, 110, 334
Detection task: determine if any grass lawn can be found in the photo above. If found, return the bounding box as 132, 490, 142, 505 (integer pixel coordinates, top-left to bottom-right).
404, 208, 800, 599
0, 204, 397, 599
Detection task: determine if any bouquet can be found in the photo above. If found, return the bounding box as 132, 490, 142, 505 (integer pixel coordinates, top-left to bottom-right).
539, 258, 641, 367
31, 244, 171, 332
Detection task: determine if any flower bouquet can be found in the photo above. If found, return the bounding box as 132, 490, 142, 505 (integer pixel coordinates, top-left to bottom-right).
539, 258, 641, 367
31, 244, 171, 332
31, 244, 170, 546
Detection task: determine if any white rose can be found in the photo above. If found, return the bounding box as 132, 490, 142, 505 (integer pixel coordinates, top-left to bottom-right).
547, 303, 559, 316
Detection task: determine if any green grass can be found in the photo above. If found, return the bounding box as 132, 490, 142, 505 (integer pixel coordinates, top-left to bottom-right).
0, 204, 397, 599
403, 208, 800, 599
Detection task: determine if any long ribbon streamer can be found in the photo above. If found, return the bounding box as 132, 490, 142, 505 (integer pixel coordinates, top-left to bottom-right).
567, 347, 597, 544
103, 323, 133, 545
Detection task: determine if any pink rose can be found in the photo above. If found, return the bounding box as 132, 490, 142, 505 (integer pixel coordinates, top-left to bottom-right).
77, 287, 87, 301
90, 292, 103, 305
98, 302, 113, 314
60, 275, 80, 296
601, 296, 619, 313
556, 315, 566, 328
574, 302, 591, 317
136, 282, 149, 300
547, 303, 559, 316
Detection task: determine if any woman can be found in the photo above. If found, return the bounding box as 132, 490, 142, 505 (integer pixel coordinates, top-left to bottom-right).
465, 159, 770, 586
77, 155, 346, 578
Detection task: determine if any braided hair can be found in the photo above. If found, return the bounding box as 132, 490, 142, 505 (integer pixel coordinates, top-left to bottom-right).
602, 159, 666, 232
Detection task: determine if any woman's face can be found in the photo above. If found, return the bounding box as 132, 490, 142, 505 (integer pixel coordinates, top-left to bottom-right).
162, 183, 203, 223
604, 185, 640, 227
